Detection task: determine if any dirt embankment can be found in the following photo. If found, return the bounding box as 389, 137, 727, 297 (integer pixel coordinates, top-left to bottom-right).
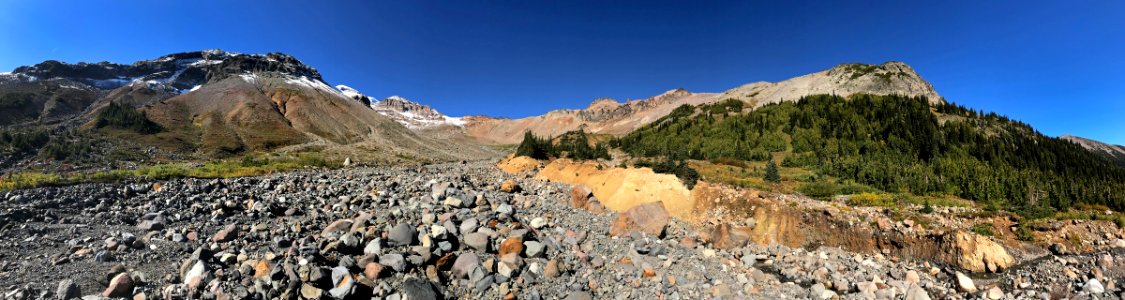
503, 157, 1125, 274
531, 158, 697, 219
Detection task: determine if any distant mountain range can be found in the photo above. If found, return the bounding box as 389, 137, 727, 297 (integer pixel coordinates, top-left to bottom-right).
3, 50, 1122, 170
0, 49, 492, 162
461, 61, 941, 144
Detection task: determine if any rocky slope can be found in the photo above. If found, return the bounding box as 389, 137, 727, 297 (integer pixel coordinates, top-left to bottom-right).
371, 96, 465, 129
0, 160, 1122, 300
1062, 135, 1125, 166
0, 50, 494, 161
463, 61, 942, 144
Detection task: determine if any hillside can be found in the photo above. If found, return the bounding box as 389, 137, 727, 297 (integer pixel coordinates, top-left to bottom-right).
464, 61, 940, 144
610, 94, 1125, 213
0, 50, 497, 170
1062, 134, 1125, 166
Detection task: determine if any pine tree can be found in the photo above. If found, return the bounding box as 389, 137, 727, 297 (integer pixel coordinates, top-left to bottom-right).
765, 157, 781, 183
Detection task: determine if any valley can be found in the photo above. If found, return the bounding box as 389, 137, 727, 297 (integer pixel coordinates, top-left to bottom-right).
1, 51, 1123, 300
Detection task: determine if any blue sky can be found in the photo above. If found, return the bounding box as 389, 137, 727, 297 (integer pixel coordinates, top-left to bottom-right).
1, 1, 1123, 144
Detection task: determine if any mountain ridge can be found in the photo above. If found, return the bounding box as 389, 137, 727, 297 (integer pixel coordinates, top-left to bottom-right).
462, 61, 940, 144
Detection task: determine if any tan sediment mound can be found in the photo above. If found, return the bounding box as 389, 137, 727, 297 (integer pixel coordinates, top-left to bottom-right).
534, 159, 696, 219
497, 156, 542, 174
941, 230, 1016, 273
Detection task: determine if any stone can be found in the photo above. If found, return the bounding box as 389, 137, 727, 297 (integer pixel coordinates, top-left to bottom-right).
136, 220, 164, 231
1049, 243, 1068, 255
56, 279, 80, 300
212, 224, 239, 242
904, 284, 930, 300
585, 199, 606, 214
1097, 254, 1114, 268
300, 284, 323, 299
498, 237, 524, 258
363, 239, 381, 255
430, 225, 447, 239
183, 260, 208, 291
402, 278, 439, 300
608, 201, 671, 237
1113, 239, 1125, 248
955, 271, 977, 293
500, 180, 520, 193
389, 223, 417, 246
443, 197, 464, 208
328, 267, 354, 299
529, 217, 547, 229
1087, 279, 1105, 294
363, 262, 385, 279
986, 286, 1004, 299
254, 260, 272, 278
320, 219, 354, 237
464, 233, 489, 251
524, 241, 545, 258
565, 291, 593, 300
904, 270, 920, 284
452, 253, 481, 279
709, 224, 753, 250
544, 259, 561, 278
380, 254, 406, 272
102, 273, 134, 298
570, 185, 594, 209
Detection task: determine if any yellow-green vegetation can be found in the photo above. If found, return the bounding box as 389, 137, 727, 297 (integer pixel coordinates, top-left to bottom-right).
689, 159, 814, 192
0, 152, 339, 191
971, 223, 995, 236
1053, 208, 1125, 229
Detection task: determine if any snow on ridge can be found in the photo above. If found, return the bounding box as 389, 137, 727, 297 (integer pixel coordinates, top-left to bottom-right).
336, 84, 365, 99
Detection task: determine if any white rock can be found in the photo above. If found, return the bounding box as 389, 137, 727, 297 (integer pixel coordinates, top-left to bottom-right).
529, 217, 547, 229
955, 271, 977, 293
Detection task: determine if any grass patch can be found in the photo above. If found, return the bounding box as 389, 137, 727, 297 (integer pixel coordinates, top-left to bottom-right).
0, 152, 339, 191
971, 223, 994, 236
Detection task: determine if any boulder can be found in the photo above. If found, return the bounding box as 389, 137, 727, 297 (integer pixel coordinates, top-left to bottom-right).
451, 253, 481, 279
212, 224, 239, 242
940, 230, 1014, 273
102, 273, 134, 298
388, 223, 417, 246
500, 180, 520, 193
609, 202, 671, 238
708, 224, 753, 250
570, 185, 593, 209
954, 271, 977, 293
56, 279, 80, 300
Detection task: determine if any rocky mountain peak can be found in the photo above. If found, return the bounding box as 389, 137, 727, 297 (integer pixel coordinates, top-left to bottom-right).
585, 98, 621, 111
720, 61, 941, 107
6, 49, 323, 92
371, 96, 464, 129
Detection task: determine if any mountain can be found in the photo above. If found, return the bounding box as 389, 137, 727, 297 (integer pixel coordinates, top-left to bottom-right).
1061, 135, 1125, 166
0, 50, 493, 162
463, 61, 941, 144
371, 96, 465, 129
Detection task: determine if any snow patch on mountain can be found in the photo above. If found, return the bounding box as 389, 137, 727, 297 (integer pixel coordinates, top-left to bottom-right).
371, 95, 464, 129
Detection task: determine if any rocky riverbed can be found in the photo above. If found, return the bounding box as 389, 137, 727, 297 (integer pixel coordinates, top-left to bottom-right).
0, 161, 1122, 299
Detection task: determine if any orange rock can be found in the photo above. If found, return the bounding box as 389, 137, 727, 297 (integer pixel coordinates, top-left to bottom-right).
254, 260, 272, 278
102, 273, 134, 298
710, 224, 753, 250
642, 267, 656, 278
609, 202, 670, 237
499, 237, 525, 258
500, 180, 520, 193
364, 262, 384, 279
570, 185, 593, 209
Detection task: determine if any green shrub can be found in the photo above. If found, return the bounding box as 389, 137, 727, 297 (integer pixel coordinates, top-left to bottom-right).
95, 102, 162, 134
1015, 224, 1034, 241
799, 181, 840, 200
971, 223, 994, 236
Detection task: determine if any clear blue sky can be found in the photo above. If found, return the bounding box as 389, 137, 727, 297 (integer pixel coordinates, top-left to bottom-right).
1, 1, 1123, 144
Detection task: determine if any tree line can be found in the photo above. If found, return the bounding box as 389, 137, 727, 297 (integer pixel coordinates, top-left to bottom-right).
612, 94, 1125, 215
